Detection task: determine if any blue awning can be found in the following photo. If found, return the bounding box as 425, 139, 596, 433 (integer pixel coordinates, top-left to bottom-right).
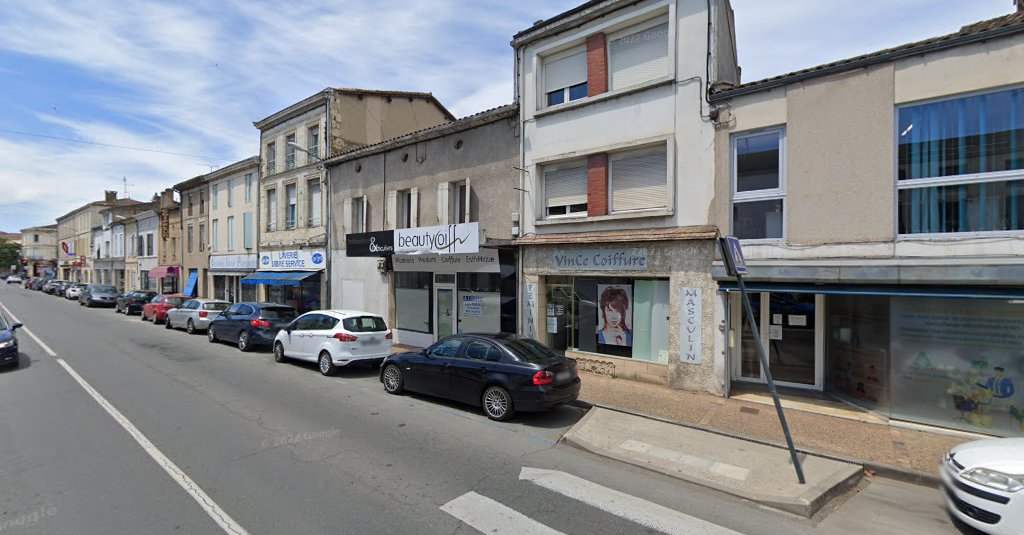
240, 271, 318, 287
183, 271, 199, 296
716, 282, 1024, 300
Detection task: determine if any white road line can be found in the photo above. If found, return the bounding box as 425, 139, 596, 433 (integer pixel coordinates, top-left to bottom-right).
520, 467, 743, 535
0, 301, 57, 357
440, 492, 565, 535
0, 299, 250, 535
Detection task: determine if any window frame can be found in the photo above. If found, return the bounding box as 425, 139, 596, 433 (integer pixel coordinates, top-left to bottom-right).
266, 188, 278, 232
541, 159, 589, 220
307, 178, 322, 227
226, 216, 235, 251
731, 127, 787, 242
285, 133, 296, 170
227, 178, 234, 208
306, 124, 320, 163
211, 218, 219, 252
607, 143, 670, 214
397, 188, 414, 229
540, 45, 588, 110
266, 142, 276, 175
285, 183, 297, 229
606, 15, 671, 92
245, 173, 253, 203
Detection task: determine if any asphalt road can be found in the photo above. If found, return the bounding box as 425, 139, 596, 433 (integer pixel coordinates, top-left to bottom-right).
0, 284, 964, 535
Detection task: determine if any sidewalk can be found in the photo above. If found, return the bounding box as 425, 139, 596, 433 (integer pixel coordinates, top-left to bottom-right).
574, 373, 970, 483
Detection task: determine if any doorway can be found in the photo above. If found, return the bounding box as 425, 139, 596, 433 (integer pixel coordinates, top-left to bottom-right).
434, 278, 456, 342
731, 292, 823, 389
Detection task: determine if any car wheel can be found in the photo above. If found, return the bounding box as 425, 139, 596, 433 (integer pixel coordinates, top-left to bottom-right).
208, 326, 218, 343
186, 319, 195, 335
165, 316, 173, 329
382, 364, 404, 394
482, 386, 515, 421
273, 342, 287, 363
141, 310, 148, 321
238, 331, 251, 352
318, 351, 337, 376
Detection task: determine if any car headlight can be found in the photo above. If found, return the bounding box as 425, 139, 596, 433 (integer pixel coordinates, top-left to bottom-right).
962, 467, 1024, 493
0, 339, 14, 349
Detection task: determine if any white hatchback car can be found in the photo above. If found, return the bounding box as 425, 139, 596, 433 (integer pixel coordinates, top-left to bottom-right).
273, 310, 392, 376
942, 437, 1024, 534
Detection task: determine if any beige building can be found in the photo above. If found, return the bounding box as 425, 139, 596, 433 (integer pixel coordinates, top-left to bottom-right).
20, 224, 57, 278
252, 87, 454, 313
206, 157, 260, 302
709, 10, 1024, 436
56, 192, 140, 282
174, 174, 211, 297
156, 189, 182, 293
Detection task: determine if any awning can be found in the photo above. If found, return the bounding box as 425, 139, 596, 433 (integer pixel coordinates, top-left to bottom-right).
183, 271, 199, 297
716, 282, 1024, 300
149, 265, 179, 279
240, 271, 318, 287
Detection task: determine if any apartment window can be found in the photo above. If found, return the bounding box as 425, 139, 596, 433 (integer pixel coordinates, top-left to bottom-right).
136, 235, 143, 256
187, 223, 194, 253
307, 125, 319, 162
610, 146, 668, 213
187, 193, 194, 216
307, 179, 322, 226
226, 216, 235, 251
33, 234, 39, 243
211, 219, 219, 252
145, 233, 154, 256
543, 162, 588, 217
171, 237, 177, 260
397, 189, 416, 229
266, 142, 276, 175
199, 190, 206, 213
285, 134, 296, 170
451, 180, 472, 223
543, 47, 587, 107
285, 184, 297, 229
266, 188, 278, 231
212, 183, 219, 209
732, 129, 785, 240
199, 222, 207, 251
351, 196, 367, 234
227, 178, 234, 207
245, 173, 253, 203
243, 212, 254, 249
897, 87, 1024, 234
608, 19, 669, 90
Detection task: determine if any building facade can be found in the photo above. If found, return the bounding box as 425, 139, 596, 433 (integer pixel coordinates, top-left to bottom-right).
154, 189, 182, 293
175, 174, 210, 298
249, 87, 455, 313
329, 104, 520, 347
56, 191, 140, 282
19, 224, 57, 278
512, 0, 739, 390
709, 11, 1024, 436
206, 157, 260, 302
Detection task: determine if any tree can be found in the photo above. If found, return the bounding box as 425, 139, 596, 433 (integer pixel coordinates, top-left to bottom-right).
0, 237, 20, 275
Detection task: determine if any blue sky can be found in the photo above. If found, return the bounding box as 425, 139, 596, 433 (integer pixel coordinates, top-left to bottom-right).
0, 0, 1013, 232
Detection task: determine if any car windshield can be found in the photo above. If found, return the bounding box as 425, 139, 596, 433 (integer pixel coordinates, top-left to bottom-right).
501, 337, 561, 362
134, 292, 156, 298
93, 285, 117, 293
164, 297, 184, 306
260, 307, 296, 320
342, 316, 388, 332
203, 302, 230, 311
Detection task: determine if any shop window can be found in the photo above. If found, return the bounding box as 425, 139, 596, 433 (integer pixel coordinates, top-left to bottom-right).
827, 295, 889, 412
395, 272, 432, 333
897, 87, 1024, 234
543, 162, 588, 218
732, 129, 785, 240
608, 19, 669, 90
457, 273, 501, 334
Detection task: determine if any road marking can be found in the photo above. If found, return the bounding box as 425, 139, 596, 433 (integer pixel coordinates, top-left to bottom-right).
520, 467, 743, 535
619, 439, 750, 481
440, 492, 565, 535
0, 299, 250, 535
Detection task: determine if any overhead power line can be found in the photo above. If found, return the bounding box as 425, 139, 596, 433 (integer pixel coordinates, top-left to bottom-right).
0, 127, 234, 161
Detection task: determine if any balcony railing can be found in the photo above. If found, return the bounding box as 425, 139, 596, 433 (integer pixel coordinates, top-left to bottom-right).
285, 154, 295, 170
266, 221, 277, 232
307, 146, 319, 163
307, 216, 322, 227
285, 218, 296, 230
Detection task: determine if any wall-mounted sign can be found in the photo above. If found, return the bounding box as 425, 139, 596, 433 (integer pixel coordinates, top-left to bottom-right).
395, 222, 479, 255
259, 249, 326, 271
680, 287, 702, 364
552, 248, 648, 271
210, 254, 258, 271
346, 231, 395, 257
392, 249, 500, 274
720, 236, 747, 276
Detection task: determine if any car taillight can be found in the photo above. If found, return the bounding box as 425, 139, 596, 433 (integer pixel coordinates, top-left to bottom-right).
532, 371, 555, 386
385, 332, 393, 340
198, 311, 208, 318
251, 319, 271, 327
333, 333, 357, 342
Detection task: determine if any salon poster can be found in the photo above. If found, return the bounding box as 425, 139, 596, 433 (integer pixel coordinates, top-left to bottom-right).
597, 284, 633, 347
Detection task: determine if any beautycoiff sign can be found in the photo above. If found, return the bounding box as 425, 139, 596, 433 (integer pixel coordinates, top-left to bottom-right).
259, 249, 326, 271
395, 222, 479, 255
552, 248, 648, 271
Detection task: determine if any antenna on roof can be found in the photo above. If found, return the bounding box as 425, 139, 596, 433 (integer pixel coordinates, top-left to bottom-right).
122, 176, 136, 199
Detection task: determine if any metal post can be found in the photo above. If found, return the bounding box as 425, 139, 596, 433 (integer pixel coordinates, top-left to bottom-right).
736, 275, 805, 484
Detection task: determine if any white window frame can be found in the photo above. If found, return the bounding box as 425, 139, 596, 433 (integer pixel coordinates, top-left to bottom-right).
540, 45, 587, 110
606, 16, 671, 91
731, 127, 786, 242
307, 178, 322, 227
351, 195, 367, 234
285, 183, 297, 229
450, 179, 472, 224
541, 159, 589, 220
306, 124, 320, 163
397, 188, 417, 229
266, 142, 276, 174
608, 144, 669, 214
266, 188, 278, 231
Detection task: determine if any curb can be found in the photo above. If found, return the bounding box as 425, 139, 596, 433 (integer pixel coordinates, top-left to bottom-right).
569, 399, 941, 488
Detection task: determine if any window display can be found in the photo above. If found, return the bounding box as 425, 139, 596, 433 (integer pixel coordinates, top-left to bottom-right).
395, 272, 431, 333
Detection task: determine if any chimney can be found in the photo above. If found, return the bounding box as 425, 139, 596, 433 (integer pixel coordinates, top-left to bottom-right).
104, 190, 118, 203
160, 188, 175, 209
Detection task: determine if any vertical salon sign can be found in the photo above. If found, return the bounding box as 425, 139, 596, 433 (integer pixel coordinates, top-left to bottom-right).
524, 283, 538, 340
680, 287, 702, 364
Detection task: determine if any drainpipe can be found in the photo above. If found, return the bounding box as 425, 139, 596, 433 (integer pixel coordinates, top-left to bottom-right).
515, 44, 528, 337
323, 91, 332, 309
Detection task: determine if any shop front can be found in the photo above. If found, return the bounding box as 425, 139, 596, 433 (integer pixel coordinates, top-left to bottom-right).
720, 283, 1024, 437
149, 265, 179, 293
209, 254, 258, 302
242, 248, 325, 314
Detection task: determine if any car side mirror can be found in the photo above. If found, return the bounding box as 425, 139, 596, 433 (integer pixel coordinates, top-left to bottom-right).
10, 323, 22, 332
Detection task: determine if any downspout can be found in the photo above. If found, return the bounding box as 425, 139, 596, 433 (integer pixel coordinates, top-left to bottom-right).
515, 43, 527, 337
323, 91, 332, 308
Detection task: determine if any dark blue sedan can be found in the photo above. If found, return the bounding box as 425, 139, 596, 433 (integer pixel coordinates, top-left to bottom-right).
380, 333, 580, 421
0, 313, 24, 369
207, 302, 297, 352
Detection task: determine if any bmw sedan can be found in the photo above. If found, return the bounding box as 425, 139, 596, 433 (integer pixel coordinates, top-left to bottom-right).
0, 313, 23, 369
116, 290, 158, 315
942, 438, 1024, 534
208, 303, 297, 352
380, 333, 580, 421
274, 310, 392, 376
165, 298, 231, 334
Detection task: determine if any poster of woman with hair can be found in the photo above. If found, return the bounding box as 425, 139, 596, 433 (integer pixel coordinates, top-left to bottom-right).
597, 284, 632, 347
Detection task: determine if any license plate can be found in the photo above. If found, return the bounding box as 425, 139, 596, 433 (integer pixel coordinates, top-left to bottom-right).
555, 370, 571, 382
363, 338, 381, 346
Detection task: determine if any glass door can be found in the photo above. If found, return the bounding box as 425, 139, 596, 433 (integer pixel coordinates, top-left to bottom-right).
434, 284, 456, 341
731, 292, 823, 389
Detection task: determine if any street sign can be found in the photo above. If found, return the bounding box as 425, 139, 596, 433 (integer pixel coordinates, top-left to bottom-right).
720, 236, 747, 276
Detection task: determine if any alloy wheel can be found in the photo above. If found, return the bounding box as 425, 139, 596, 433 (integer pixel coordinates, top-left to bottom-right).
483, 386, 513, 421
383, 365, 403, 394
318, 351, 337, 376
208, 326, 217, 343
238, 331, 249, 352
273, 342, 286, 363
186, 320, 195, 335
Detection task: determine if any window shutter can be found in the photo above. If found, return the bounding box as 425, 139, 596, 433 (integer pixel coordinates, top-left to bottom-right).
385, 190, 397, 230
543, 50, 586, 93
609, 21, 669, 89
243, 212, 254, 249
342, 197, 352, 235
544, 166, 588, 210
437, 182, 450, 225
611, 149, 668, 212
410, 187, 419, 227
361, 195, 368, 231
463, 179, 471, 223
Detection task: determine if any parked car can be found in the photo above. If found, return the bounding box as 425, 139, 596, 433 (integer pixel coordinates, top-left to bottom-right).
5, 275, 22, 284
65, 283, 86, 300
273, 310, 392, 376
55, 281, 73, 297
115, 290, 158, 315
23, 278, 35, 288
141, 294, 186, 323
0, 312, 23, 369
208, 303, 297, 352
380, 334, 580, 421
29, 278, 46, 290
942, 437, 1024, 534
42, 280, 66, 294
165, 298, 231, 334
79, 284, 119, 307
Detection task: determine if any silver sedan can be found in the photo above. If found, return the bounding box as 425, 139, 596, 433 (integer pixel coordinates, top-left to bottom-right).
165, 299, 232, 334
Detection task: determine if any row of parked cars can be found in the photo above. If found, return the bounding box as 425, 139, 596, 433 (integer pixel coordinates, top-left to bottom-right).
18, 277, 581, 421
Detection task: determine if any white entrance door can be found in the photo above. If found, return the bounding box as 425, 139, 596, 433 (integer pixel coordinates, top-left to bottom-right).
434, 283, 456, 342
731, 292, 824, 390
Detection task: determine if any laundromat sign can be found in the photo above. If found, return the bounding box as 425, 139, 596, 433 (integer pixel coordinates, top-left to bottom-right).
552, 248, 648, 271
259, 249, 326, 271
